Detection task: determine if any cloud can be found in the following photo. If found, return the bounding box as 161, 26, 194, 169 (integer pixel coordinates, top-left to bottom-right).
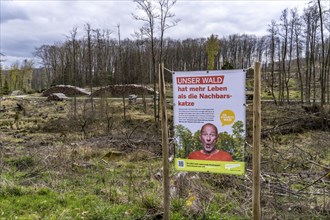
0, 0, 311, 69
0, 1, 29, 23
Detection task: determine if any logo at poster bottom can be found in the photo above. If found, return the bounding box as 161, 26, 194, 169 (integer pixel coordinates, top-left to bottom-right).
175, 158, 245, 175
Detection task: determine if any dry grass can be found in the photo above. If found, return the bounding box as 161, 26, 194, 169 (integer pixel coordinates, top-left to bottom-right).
0, 94, 329, 219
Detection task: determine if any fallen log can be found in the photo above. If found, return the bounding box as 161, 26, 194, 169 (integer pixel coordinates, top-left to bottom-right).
261, 113, 330, 138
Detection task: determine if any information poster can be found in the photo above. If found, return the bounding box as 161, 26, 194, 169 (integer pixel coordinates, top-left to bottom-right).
173, 70, 246, 175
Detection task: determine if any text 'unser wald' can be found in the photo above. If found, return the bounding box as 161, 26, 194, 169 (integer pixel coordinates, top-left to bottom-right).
176, 76, 224, 85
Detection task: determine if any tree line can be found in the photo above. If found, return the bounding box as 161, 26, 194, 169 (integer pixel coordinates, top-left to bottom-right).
0, 0, 329, 107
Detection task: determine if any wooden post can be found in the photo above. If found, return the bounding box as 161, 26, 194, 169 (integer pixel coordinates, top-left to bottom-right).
159, 63, 170, 220
253, 62, 261, 220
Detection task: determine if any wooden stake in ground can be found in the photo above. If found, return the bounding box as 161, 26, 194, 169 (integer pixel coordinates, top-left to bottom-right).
159, 63, 170, 220
253, 62, 261, 220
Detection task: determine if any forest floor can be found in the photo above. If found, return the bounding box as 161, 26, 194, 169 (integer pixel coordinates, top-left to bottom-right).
0, 94, 329, 219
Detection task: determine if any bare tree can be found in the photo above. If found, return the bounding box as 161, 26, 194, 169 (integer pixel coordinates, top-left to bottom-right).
117, 24, 126, 120
28, 0, 327, 108
34, 45, 54, 87
279, 8, 289, 104
158, 0, 180, 62
133, 0, 179, 122
267, 20, 278, 104
69, 27, 78, 118
317, 0, 326, 108
303, 4, 320, 104
292, 8, 304, 104
133, 0, 158, 121
85, 23, 94, 111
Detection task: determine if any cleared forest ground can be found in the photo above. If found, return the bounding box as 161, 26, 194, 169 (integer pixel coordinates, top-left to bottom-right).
0, 94, 329, 219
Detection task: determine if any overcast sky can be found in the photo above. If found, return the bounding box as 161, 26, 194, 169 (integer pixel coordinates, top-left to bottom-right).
1, 0, 311, 69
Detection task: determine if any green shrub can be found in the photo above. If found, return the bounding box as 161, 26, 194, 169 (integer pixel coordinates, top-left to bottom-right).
139, 193, 162, 214
8, 156, 35, 171
0, 185, 25, 196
